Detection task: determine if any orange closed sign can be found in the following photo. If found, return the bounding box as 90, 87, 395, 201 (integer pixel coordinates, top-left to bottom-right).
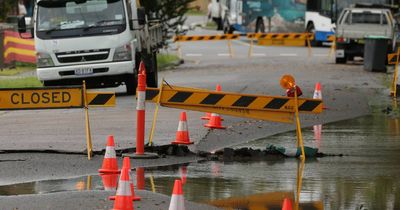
0, 87, 83, 110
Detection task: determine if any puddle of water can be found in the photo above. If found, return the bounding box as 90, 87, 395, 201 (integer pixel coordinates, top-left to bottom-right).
0, 113, 400, 210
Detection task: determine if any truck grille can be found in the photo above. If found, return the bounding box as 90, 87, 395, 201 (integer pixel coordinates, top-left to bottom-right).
56, 49, 110, 63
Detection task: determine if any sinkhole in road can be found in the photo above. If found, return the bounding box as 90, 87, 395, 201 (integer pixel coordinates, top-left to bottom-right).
0, 111, 399, 209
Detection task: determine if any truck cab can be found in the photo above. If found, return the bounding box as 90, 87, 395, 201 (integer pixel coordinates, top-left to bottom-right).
19, 0, 162, 94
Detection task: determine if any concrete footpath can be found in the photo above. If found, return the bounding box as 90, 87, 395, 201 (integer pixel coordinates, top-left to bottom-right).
0, 190, 220, 210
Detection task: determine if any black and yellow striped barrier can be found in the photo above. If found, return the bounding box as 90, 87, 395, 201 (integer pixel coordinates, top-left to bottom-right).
174, 34, 240, 42
247, 33, 314, 48
146, 76, 322, 160
145, 84, 322, 124
87, 92, 115, 107
246, 33, 314, 57
246, 33, 314, 40
327, 35, 335, 42
174, 34, 239, 58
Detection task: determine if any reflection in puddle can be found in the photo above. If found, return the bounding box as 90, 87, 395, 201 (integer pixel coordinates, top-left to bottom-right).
0, 114, 400, 209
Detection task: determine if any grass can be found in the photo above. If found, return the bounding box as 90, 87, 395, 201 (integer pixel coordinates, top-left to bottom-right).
0, 66, 35, 76
186, 9, 207, 16
0, 62, 36, 76
0, 77, 43, 88
157, 53, 181, 70
203, 21, 217, 30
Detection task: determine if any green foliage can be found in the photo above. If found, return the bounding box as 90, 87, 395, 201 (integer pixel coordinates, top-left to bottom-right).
157, 53, 180, 70
0, 77, 43, 88
140, 0, 195, 40
0, 0, 17, 21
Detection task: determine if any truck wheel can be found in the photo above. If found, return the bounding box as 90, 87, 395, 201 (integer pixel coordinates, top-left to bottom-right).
255, 18, 265, 33
125, 74, 137, 95
335, 56, 347, 64
146, 52, 158, 87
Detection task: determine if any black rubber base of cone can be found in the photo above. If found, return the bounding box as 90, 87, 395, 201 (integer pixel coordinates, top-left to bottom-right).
122, 152, 159, 159
171, 141, 194, 145
204, 124, 226, 129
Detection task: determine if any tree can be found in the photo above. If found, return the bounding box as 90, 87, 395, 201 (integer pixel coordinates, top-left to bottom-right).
140, 0, 195, 41
0, 0, 18, 21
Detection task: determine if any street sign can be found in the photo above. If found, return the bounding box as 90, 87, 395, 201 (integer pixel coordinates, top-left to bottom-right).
0, 87, 83, 110
0, 85, 116, 160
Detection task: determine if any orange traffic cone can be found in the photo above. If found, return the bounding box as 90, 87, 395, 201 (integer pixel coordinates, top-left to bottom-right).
180, 166, 187, 185
313, 124, 322, 149
313, 82, 322, 100
201, 112, 211, 120
112, 164, 134, 210
168, 179, 185, 210
172, 112, 194, 145
99, 135, 119, 174
110, 157, 141, 201
201, 84, 224, 121
204, 113, 226, 129
282, 198, 293, 210
313, 82, 327, 109
101, 173, 119, 191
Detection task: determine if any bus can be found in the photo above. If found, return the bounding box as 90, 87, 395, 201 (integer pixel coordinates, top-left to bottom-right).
305, 0, 393, 45
223, 0, 306, 34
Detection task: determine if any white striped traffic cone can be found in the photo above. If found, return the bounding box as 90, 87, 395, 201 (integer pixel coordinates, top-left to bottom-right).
109, 157, 141, 201
204, 113, 226, 129
313, 82, 327, 109
313, 82, 322, 100
111, 164, 134, 210
98, 135, 119, 174
168, 179, 185, 210
172, 112, 193, 145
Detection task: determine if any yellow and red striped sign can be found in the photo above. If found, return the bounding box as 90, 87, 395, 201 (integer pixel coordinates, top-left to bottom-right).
3, 30, 36, 64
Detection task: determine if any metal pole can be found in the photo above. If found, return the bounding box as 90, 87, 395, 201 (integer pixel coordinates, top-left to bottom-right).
176, 40, 182, 59
294, 85, 305, 160
306, 33, 312, 58
295, 159, 305, 210
248, 35, 254, 58
0, 29, 4, 70
148, 78, 165, 146
228, 39, 233, 58
83, 81, 93, 160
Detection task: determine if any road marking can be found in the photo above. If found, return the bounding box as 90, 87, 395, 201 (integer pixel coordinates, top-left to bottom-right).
252, 53, 267, 57
280, 53, 297, 57
185, 53, 203, 57
218, 53, 231, 56
313, 54, 329, 57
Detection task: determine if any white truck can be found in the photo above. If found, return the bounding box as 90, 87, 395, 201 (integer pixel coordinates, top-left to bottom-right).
18, 0, 163, 94
335, 5, 397, 63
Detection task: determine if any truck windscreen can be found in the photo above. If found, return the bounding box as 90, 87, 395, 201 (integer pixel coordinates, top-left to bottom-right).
37, 0, 126, 38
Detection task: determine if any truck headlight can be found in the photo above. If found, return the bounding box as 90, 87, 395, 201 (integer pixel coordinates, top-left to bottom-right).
113, 44, 132, 61
36, 52, 54, 67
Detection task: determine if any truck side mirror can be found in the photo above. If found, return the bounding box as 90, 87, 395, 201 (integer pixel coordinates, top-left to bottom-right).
18, 16, 27, 33
137, 7, 146, 25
